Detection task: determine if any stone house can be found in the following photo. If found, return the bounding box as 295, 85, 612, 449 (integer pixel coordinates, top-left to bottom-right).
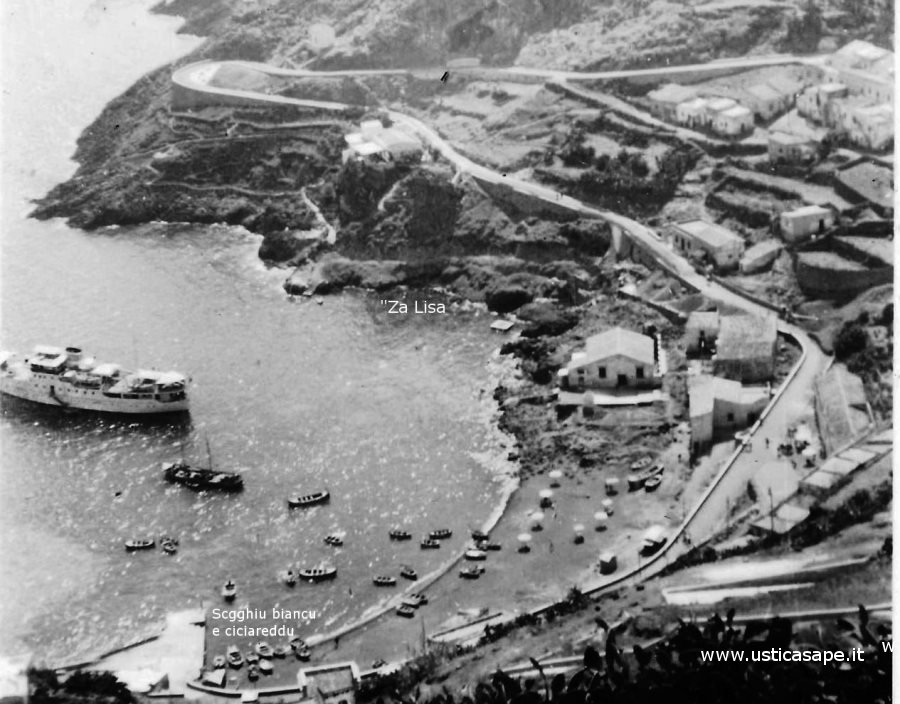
713, 314, 778, 383
671, 220, 745, 271
689, 374, 770, 456
779, 204, 835, 243
646, 83, 698, 121
559, 327, 660, 391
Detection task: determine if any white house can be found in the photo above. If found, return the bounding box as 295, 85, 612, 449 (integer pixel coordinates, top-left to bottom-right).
560, 327, 660, 391
704, 96, 737, 124
689, 374, 770, 456
676, 97, 709, 128
712, 104, 754, 136
713, 314, 778, 383
343, 120, 423, 163
825, 40, 894, 103
740, 240, 783, 274
743, 83, 785, 120
671, 219, 745, 271
780, 204, 835, 242
768, 131, 816, 164
797, 83, 848, 122
647, 83, 698, 121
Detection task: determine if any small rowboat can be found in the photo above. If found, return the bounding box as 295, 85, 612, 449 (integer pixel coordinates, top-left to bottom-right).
483, 542, 502, 551
295, 646, 311, 661
396, 605, 416, 618
258, 659, 273, 675
464, 549, 487, 561
245, 652, 260, 665
280, 569, 297, 586
124, 539, 155, 551
389, 529, 412, 540
161, 539, 178, 555
212, 655, 226, 669
400, 566, 418, 581
255, 642, 273, 658
273, 645, 290, 658
247, 664, 259, 680
299, 566, 337, 582
630, 456, 652, 472
221, 580, 237, 601
227, 645, 243, 668
428, 529, 452, 540
289, 636, 305, 651
373, 575, 397, 587
324, 535, 344, 547
644, 475, 662, 492
402, 593, 428, 608
459, 565, 484, 579
288, 490, 330, 509
471, 530, 489, 542
420, 538, 440, 549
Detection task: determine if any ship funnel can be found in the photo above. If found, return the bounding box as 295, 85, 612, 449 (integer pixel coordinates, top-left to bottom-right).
65, 347, 83, 365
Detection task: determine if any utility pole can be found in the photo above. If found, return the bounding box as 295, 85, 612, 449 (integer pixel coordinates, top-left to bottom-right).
769, 488, 775, 534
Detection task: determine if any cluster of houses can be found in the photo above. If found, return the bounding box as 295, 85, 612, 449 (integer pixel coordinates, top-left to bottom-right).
647, 40, 893, 153
342, 119, 423, 164
684, 310, 779, 458
554, 310, 779, 461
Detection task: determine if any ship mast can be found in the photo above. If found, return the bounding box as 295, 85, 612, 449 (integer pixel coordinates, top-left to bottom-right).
205, 435, 214, 470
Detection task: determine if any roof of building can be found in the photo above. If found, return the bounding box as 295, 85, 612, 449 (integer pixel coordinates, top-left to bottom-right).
765, 75, 805, 96
837, 446, 877, 465
721, 105, 753, 119
648, 83, 698, 104
575, 326, 655, 367
801, 470, 842, 491
742, 239, 783, 261
706, 97, 737, 112
783, 204, 832, 218
686, 310, 720, 331
716, 314, 777, 362
688, 374, 768, 418
769, 131, 814, 146
679, 97, 709, 111
745, 83, 783, 102
833, 40, 891, 65
373, 127, 421, 152
674, 220, 743, 250
836, 161, 893, 211
819, 82, 848, 94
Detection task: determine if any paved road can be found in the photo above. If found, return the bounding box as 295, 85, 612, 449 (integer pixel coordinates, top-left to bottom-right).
168, 56, 833, 641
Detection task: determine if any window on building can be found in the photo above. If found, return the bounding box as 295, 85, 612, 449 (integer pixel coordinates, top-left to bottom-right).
636, 367, 645, 379
598, 367, 606, 378
727, 412, 735, 422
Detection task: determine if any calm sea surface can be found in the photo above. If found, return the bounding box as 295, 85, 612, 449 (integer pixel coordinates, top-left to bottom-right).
0, 0, 503, 662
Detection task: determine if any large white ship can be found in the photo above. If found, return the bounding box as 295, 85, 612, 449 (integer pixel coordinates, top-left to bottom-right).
0, 345, 189, 414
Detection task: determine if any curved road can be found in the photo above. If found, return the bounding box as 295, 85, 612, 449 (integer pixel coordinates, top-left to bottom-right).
169, 57, 832, 638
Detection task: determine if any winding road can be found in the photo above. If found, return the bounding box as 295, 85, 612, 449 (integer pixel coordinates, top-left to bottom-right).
169, 57, 833, 643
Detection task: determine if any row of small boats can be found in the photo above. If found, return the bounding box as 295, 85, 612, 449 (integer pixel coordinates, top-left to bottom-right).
124, 536, 179, 555
626, 461, 665, 492
218, 637, 313, 676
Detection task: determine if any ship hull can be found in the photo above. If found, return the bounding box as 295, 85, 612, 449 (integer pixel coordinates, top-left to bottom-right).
0, 376, 189, 415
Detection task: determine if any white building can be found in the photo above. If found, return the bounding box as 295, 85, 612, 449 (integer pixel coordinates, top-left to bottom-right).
797, 82, 848, 122
671, 220, 745, 271
712, 104, 754, 136
647, 83, 698, 121
343, 120, 423, 163
689, 374, 769, 456
780, 205, 835, 242
768, 131, 816, 164
676, 97, 709, 128
559, 327, 660, 391
825, 40, 894, 103
743, 83, 786, 120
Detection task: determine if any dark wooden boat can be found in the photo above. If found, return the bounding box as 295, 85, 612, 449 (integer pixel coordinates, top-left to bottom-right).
296, 646, 311, 661
400, 566, 418, 581
255, 642, 274, 658
279, 569, 297, 586
373, 575, 397, 587
124, 538, 155, 551
288, 490, 330, 509
227, 646, 243, 668
273, 645, 290, 658
221, 580, 237, 601
420, 538, 440, 549
459, 565, 484, 579
396, 605, 416, 618
245, 652, 260, 665
212, 655, 226, 669
160, 539, 178, 555
644, 474, 662, 492
247, 664, 259, 680
401, 593, 428, 608
428, 528, 452, 540
298, 565, 337, 582
471, 530, 489, 542
258, 659, 273, 675
163, 462, 243, 492
389, 529, 412, 540
324, 535, 344, 547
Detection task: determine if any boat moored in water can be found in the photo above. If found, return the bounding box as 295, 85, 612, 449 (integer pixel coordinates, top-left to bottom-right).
324, 535, 344, 547
298, 565, 337, 582
0, 346, 189, 415
400, 566, 418, 581
464, 549, 487, 561
401, 593, 428, 608
428, 529, 452, 540
163, 462, 243, 492
212, 655, 226, 669
221, 579, 237, 601
288, 490, 330, 509
373, 575, 397, 587
389, 529, 412, 541
459, 565, 484, 579
124, 539, 155, 551
420, 538, 440, 549
227, 645, 243, 668
255, 642, 274, 658
396, 605, 416, 618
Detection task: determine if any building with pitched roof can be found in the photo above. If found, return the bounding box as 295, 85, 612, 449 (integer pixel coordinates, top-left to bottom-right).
647, 83, 698, 121
713, 314, 778, 383
740, 239, 783, 274
689, 374, 770, 456
559, 327, 660, 391
712, 104, 753, 136
671, 220, 745, 271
